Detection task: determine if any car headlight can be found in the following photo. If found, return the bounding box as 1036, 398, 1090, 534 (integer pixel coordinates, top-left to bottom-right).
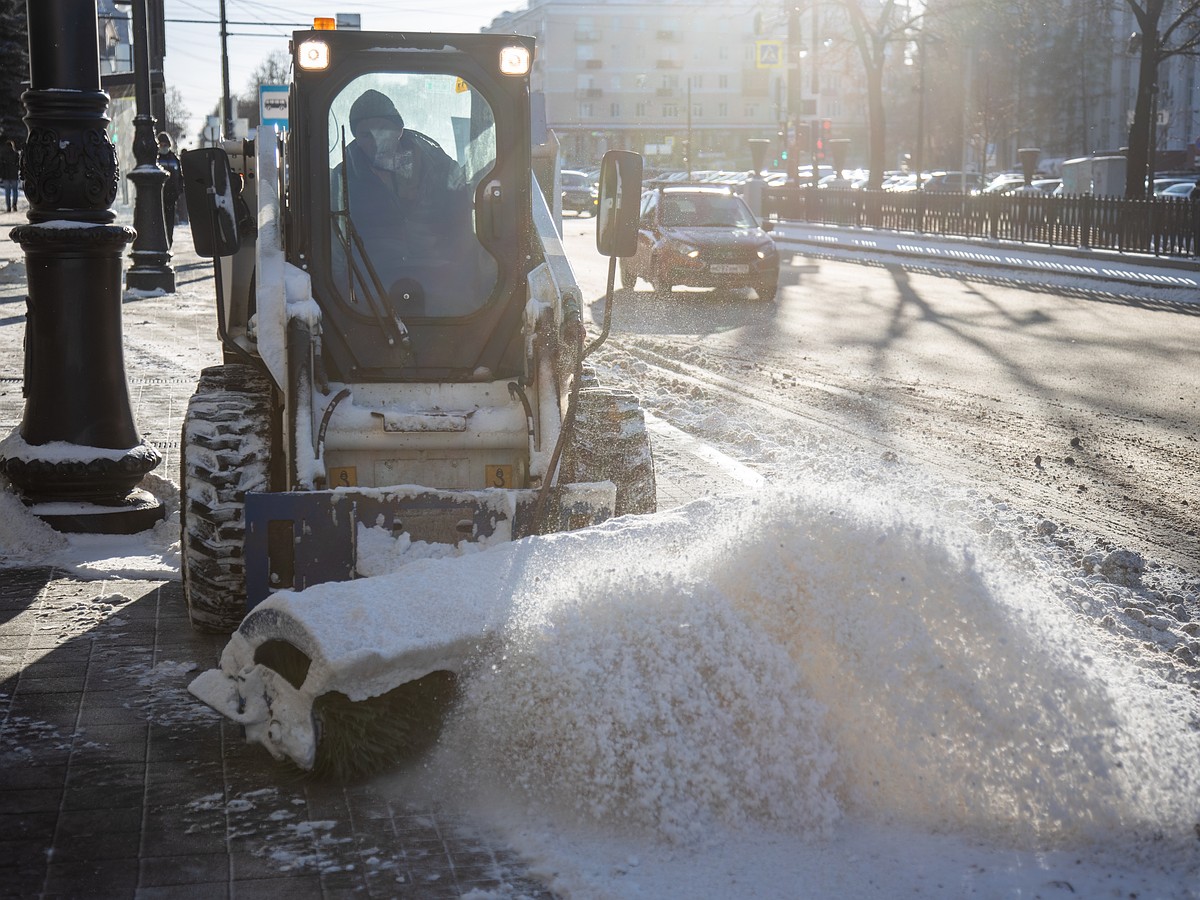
756, 243, 777, 259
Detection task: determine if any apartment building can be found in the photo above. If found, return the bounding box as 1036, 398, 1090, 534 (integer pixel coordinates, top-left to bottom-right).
484, 0, 866, 171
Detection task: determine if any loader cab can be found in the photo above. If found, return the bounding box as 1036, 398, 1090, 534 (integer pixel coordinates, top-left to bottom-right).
288, 30, 535, 382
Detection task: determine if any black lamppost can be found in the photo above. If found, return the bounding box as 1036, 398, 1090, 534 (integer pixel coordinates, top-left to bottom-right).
124, 0, 174, 292
0, 0, 164, 533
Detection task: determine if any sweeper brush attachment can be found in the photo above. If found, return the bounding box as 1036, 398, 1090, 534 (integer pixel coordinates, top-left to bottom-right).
309, 672, 457, 780
187, 546, 523, 779
250, 638, 458, 780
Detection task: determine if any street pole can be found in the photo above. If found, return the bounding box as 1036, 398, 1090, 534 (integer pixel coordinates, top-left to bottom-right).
686, 77, 692, 179
126, 0, 175, 292
915, 33, 926, 190
220, 0, 233, 137
0, 0, 164, 533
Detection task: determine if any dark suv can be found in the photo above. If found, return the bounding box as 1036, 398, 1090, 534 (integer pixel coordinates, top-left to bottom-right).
620, 185, 779, 301
561, 169, 598, 216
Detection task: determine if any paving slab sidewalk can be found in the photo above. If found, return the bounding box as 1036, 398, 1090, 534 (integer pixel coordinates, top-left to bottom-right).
0, 210, 555, 900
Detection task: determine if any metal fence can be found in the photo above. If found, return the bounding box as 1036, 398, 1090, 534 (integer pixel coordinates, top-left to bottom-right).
762, 187, 1200, 259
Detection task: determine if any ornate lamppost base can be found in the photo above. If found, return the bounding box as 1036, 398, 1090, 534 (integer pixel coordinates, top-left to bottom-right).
24, 489, 164, 534
0, 434, 164, 534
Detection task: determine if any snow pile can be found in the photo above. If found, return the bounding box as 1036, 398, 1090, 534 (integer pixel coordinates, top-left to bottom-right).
0, 477, 68, 558
424, 480, 1199, 862
353, 522, 491, 577
0, 472, 181, 580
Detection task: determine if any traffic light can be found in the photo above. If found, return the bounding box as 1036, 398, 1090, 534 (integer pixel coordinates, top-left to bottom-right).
781, 149, 788, 161
816, 118, 833, 161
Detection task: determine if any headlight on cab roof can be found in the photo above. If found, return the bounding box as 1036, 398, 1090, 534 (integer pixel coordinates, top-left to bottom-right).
297, 39, 329, 71
499, 46, 531, 76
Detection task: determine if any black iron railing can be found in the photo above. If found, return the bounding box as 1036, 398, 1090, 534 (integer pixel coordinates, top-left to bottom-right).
762, 187, 1200, 258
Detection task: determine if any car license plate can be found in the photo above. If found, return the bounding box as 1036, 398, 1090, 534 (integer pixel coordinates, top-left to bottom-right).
709, 263, 748, 274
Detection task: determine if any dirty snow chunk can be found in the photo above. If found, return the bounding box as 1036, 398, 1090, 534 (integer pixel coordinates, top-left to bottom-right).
1100, 549, 1145, 586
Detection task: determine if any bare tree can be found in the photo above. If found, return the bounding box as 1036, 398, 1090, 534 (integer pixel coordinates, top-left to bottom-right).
241, 50, 291, 128
1122, 0, 1200, 197
162, 85, 190, 146
833, 0, 922, 188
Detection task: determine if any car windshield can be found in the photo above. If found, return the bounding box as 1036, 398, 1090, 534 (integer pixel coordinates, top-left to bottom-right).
659, 193, 756, 228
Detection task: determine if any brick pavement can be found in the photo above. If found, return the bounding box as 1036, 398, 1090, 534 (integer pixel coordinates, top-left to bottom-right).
0, 209, 556, 899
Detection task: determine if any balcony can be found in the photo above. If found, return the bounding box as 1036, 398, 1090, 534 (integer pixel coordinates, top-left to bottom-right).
584, 59, 604, 69
656, 30, 678, 40
575, 30, 598, 42
655, 59, 681, 69
576, 88, 604, 99
655, 87, 675, 97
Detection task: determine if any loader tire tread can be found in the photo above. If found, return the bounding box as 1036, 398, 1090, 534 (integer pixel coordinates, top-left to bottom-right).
563, 386, 657, 516
180, 364, 274, 633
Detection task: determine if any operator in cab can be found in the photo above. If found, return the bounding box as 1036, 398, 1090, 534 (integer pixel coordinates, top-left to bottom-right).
331, 89, 474, 315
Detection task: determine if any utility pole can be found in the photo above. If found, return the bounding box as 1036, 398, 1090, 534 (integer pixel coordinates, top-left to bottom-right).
220, 0, 233, 137
686, 76, 692, 179
787, 6, 800, 185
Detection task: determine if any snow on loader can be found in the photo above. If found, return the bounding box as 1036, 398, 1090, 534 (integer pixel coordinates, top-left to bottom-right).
180, 25, 652, 777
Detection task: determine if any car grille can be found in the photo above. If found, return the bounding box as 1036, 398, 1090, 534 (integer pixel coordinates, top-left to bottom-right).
702, 247, 751, 262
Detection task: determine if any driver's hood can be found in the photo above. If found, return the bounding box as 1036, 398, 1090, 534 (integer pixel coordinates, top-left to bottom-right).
659, 226, 767, 246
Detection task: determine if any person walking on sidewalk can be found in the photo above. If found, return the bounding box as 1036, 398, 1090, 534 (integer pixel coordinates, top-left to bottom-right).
0, 140, 20, 212
157, 132, 183, 245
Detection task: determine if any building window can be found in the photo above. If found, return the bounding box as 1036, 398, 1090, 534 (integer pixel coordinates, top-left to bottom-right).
692, 74, 703, 90
663, 104, 678, 117
581, 103, 593, 117
719, 45, 729, 61
636, 102, 647, 117
718, 102, 728, 116
719, 74, 729, 89
611, 102, 620, 117
692, 103, 703, 118
745, 102, 758, 117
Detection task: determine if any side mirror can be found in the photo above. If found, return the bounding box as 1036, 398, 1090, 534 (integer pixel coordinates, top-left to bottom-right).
181, 147, 241, 258
596, 149, 642, 258
760, 219, 775, 232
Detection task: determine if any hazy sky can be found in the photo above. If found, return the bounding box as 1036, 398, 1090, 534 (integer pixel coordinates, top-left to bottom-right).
164, 0, 525, 144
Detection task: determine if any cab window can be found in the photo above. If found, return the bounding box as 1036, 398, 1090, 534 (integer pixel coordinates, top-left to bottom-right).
327, 72, 499, 318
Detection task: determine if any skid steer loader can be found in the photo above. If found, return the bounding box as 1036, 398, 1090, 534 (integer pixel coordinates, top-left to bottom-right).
180, 26, 653, 777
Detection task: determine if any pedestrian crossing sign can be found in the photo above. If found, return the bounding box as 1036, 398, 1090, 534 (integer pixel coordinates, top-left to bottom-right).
756, 40, 783, 68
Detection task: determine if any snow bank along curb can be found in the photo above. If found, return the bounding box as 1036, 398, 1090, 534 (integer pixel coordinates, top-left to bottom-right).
773, 221, 1200, 289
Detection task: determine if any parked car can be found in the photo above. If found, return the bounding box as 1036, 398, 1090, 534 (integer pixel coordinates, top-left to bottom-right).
561, 169, 598, 216
992, 177, 1062, 195
1159, 181, 1199, 200
923, 171, 984, 193
983, 173, 1027, 193
1147, 177, 1195, 196
620, 185, 780, 301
